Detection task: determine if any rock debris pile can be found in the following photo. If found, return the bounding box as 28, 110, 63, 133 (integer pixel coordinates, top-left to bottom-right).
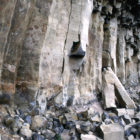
0, 97, 139, 140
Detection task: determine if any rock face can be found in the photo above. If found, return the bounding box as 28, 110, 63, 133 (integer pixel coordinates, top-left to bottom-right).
0, 0, 139, 111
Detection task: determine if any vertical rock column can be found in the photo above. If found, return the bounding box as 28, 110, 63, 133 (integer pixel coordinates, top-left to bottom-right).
39, 0, 94, 107
61, 0, 83, 106
138, 59, 140, 81
77, 12, 104, 105
125, 29, 139, 85
16, 0, 52, 99
62, 0, 93, 105
103, 18, 118, 73
0, 0, 17, 93
39, 0, 71, 110
117, 29, 126, 84
138, 41, 140, 81
0, 0, 32, 94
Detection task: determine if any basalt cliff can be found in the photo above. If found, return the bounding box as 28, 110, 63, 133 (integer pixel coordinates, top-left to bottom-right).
0, 0, 140, 140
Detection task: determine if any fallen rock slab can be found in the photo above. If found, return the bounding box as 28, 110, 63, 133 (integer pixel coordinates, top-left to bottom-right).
100, 123, 125, 140
102, 82, 116, 109
102, 67, 135, 109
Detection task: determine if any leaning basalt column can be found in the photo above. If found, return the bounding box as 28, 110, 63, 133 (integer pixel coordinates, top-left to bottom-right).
102, 67, 135, 109
102, 69, 116, 109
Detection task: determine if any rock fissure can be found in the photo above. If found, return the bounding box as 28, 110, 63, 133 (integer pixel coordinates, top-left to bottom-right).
61, 0, 72, 75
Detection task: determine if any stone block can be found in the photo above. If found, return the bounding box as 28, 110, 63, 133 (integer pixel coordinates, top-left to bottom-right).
100, 123, 125, 140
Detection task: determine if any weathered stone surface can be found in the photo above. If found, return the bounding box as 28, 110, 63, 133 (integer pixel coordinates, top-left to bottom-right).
60, 129, 71, 140
117, 29, 126, 84
102, 79, 116, 108
126, 109, 135, 118
0, 2, 140, 140
31, 115, 46, 130
127, 135, 134, 140
42, 130, 55, 139
0, 0, 139, 111
103, 18, 118, 73
1, 0, 32, 94
81, 134, 101, 140
103, 67, 135, 109
100, 123, 125, 140
0, 3, 139, 140
0, 0, 17, 82
116, 109, 127, 117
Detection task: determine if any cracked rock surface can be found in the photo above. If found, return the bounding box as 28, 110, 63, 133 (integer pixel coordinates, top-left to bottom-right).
0, 0, 140, 139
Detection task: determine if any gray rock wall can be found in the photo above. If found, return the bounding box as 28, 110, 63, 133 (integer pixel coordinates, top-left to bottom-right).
0, 0, 139, 108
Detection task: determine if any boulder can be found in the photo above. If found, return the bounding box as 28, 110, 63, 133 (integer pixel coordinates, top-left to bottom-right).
116, 108, 127, 117
80, 121, 91, 133
42, 130, 55, 139
32, 133, 45, 140
90, 113, 101, 123
100, 123, 125, 140
31, 115, 47, 130
20, 123, 32, 138
65, 113, 78, 122
12, 116, 24, 133
126, 109, 135, 118
61, 129, 71, 140
127, 135, 134, 140
4, 116, 14, 127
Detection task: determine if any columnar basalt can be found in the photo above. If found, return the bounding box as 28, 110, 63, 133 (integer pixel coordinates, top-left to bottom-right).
0, 0, 139, 110
0, 0, 140, 140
